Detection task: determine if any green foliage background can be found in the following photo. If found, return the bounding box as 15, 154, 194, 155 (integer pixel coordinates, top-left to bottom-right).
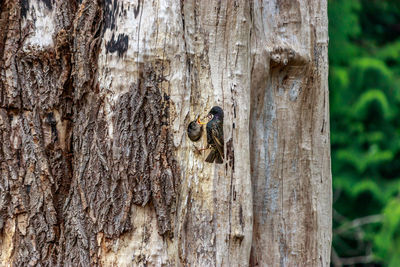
329, 0, 400, 265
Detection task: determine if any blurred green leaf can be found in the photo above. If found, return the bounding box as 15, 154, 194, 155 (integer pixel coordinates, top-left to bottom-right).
374, 199, 400, 266
353, 89, 392, 120
330, 0, 400, 264
350, 58, 393, 93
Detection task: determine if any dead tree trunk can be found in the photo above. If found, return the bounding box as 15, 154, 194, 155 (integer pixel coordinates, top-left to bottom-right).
0, 0, 331, 266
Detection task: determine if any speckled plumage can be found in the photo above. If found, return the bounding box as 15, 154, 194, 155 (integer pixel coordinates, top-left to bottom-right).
205, 106, 224, 164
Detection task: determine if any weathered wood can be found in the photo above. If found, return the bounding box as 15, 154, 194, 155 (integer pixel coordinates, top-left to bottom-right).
0, 0, 331, 266
249, 1, 332, 265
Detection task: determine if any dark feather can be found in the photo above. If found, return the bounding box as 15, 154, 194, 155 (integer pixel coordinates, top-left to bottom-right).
205, 149, 216, 163
205, 106, 224, 164
210, 123, 224, 159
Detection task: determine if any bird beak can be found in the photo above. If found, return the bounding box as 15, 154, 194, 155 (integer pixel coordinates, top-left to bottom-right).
197, 116, 206, 125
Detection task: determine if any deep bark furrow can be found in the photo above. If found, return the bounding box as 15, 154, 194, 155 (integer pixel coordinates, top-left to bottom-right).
1, 1, 180, 265
0, 1, 75, 265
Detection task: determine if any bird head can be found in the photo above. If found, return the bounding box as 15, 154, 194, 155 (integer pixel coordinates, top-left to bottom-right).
208, 106, 224, 120
196, 114, 207, 125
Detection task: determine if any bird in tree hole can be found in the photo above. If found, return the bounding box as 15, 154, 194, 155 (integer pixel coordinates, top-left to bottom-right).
187, 115, 203, 142
198, 106, 224, 164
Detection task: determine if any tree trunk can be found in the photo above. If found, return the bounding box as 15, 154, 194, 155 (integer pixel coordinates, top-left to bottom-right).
0, 0, 331, 266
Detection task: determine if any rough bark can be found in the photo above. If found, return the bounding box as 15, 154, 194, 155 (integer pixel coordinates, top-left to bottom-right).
0, 0, 331, 266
